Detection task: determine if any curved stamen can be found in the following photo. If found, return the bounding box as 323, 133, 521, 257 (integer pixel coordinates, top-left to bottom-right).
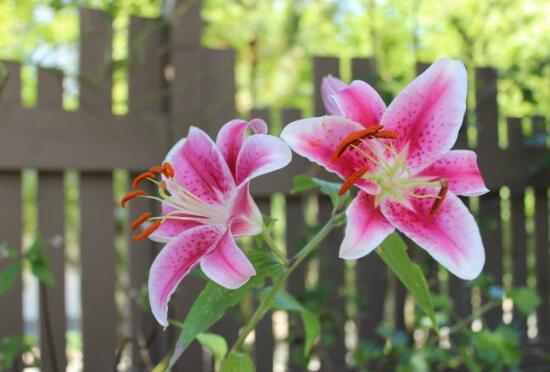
430, 179, 449, 215
132, 220, 162, 240
132, 171, 157, 189
373, 130, 398, 139
120, 189, 146, 208
163, 162, 175, 178
131, 212, 153, 231
149, 165, 164, 174
331, 125, 383, 161
339, 165, 370, 195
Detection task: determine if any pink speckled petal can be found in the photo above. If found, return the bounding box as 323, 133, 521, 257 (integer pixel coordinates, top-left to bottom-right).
381, 58, 467, 173
332, 80, 386, 128
235, 134, 292, 185
200, 231, 256, 289
148, 224, 225, 326
216, 119, 268, 177
280, 116, 380, 194
165, 127, 235, 205
322, 75, 347, 115
340, 192, 394, 259
417, 150, 489, 196
228, 183, 263, 237
380, 188, 485, 280
149, 203, 201, 243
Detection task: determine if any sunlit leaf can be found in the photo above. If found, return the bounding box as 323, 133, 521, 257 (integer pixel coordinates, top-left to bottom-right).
508, 287, 541, 315
221, 352, 254, 372
196, 332, 227, 362
0, 262, 21, 295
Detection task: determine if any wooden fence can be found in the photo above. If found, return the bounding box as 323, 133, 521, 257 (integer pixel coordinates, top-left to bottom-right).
0, 2, 549, 371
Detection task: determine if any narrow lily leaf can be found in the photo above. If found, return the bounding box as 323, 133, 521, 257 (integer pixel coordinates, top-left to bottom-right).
260, 288, 321, 356
153, 249, 286, 371
376, 233, 437, 330
221, 352, 254, 372
0, 262, 21, 295
291, 175, 346, 208
196, 332, 227, 362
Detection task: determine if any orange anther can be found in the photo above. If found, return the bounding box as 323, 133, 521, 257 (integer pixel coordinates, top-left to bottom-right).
120, 190, 146, 208
430, 179, 449, 215
162, 162, 175, 178
132, 220, 162, 240
373, 130, 398, 139
131, 212, 153, 231
339, 165, 370, 196
132, 171, 156, 189
331, 125, 384, 162
149, 165, 164, 174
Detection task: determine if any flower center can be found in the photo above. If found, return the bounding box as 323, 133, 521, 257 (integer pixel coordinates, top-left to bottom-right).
120, 163, 228, 240
332, 126, 448, 215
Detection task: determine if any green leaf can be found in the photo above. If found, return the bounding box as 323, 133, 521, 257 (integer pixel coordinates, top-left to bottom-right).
291, 175, 346, 208
221, 352, 254, 372
154, 250, 286, 371
24, 235, 55, 285
377, 233, 437, 330
260, 288, 321, 356
508, 287, 541, 315
196, 332, 227, 362
0, 262, 21, 295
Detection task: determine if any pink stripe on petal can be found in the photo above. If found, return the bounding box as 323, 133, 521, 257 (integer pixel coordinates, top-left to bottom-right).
380, 189, 485, 280
322, 75, 347, 115
340, 192, 394, 259
200, 231, 256, 289
280, 116, 380, 194
148, 224, 225, 326
228, 183, 263, 237
382, 58, 467, 173
332, 80, 386, 128
165, 127, 235, 204
235, 134, 292, 185
149, 203, 201, 243
216, 119, 268, 177
417, 150, 489, 196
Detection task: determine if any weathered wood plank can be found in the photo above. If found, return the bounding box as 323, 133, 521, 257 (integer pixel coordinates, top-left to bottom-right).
317, 198, 347, 370
168, 0, 203, 49
351, 57, 377, 85
476, 67, 499, 147
313, 57, 339, 116
80, 173, 117, 371
534, 187, 550, 339
511, 188, 527, 329
0, 172, 23, 371
0, 61, 21, 106
37, 67, 66, 372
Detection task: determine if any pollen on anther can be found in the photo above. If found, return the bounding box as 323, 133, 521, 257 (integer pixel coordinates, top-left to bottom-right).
331, 125, 383, 162
131, 212, 153, 231
132, 171, 156, 189
430, 179, 449, 215
162, 162, 175, 178
339, 165, 370, 195
120, 189, 146, 208
132, 220, 162, 240
149, 165, 164, 174
373, 130, 398, 139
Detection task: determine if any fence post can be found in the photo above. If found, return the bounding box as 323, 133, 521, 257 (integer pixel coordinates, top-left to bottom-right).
37, 67, 67, 372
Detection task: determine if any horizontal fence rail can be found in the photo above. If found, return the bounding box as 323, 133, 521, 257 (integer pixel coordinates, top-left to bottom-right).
0, 2, 548, 372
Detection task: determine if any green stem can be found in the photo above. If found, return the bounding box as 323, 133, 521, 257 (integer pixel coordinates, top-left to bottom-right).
225, 211, 343, 359
261, 228, 289, 267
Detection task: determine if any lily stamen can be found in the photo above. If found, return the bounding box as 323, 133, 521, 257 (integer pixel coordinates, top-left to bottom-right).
339, 165, 370, 195
132, 171, 157, 189
131, 212, 153, 231
120, 190, 146, 208
132, 220, 162, 240
430, 179, 449, 215
331, 125, 383, 161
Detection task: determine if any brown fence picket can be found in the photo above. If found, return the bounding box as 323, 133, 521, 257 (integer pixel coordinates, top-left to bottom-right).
0, 61, 23, 372
37, 67, 67, 372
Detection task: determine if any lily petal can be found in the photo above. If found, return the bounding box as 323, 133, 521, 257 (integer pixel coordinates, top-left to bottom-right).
165, 127, 235, 204
228, 183, 263, 237
235, 134, 292, 185
340, 192, 395, 259
382, 58, 467, 173
322, 75, 347, 115
280, 116, 380, 194
216, 119, 268, 178
149, 203, 201, 243
332, 80, 386, 128
148, 224, 225, 326
380, 188, 485, 280
417, 150, 489, 196
200, 231, 256, 289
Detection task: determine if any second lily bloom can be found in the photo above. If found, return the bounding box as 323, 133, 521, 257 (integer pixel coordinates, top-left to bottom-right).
281, 58, 488, 280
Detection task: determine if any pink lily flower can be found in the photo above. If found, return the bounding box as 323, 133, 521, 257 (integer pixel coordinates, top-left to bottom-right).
281, 58, 488, 280
121, 119, 292, 326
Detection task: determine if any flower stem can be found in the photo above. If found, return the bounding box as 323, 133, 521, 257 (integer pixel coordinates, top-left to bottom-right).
226, 211, 344, 358
261, 228, 289, 267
